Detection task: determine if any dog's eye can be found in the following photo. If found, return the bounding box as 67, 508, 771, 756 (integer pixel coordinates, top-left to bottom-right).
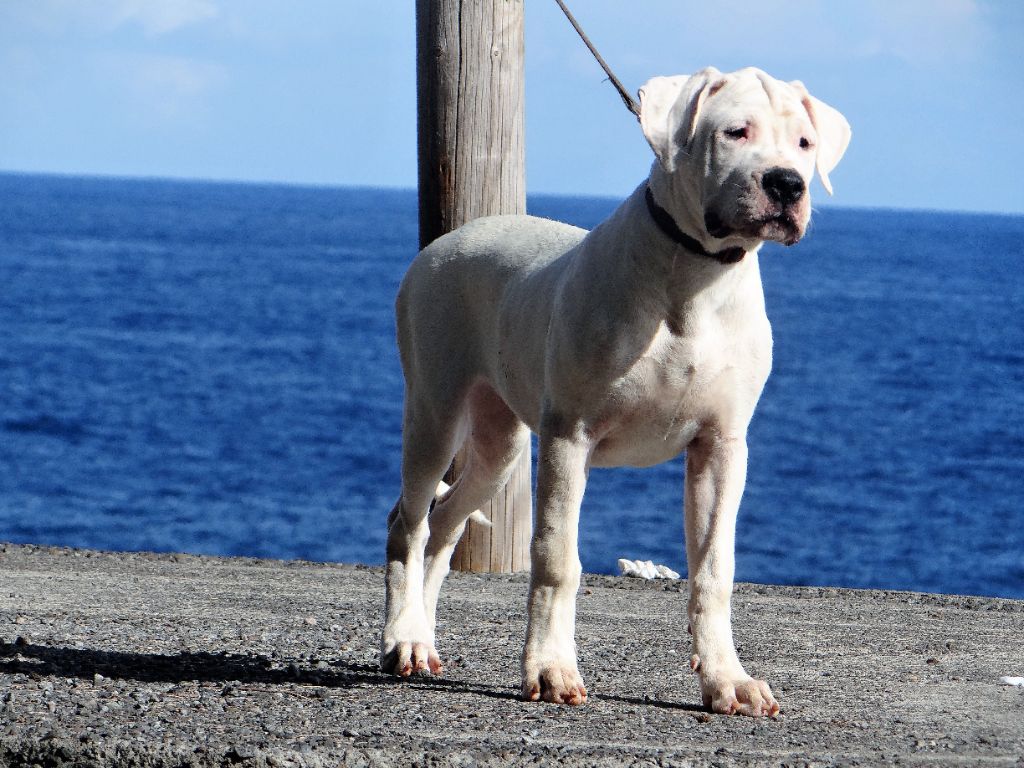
724, 126, 748, 140
799, 137, 814, 150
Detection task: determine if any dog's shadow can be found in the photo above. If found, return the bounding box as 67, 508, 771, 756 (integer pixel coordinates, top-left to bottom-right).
0, 639, 702, 712
0, 638, 513, 698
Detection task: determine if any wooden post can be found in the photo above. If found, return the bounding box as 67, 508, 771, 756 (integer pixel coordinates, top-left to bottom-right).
416, 0, 531, 572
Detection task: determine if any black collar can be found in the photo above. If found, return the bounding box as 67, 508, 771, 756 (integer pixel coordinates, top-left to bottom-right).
644, 186, 746, 265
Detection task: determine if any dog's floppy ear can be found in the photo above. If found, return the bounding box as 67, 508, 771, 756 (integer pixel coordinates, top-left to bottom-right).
639, 67, 724, 173
791, 81, 851, 196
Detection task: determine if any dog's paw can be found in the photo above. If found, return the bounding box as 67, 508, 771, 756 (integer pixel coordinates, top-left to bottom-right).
700, 674, 779, 717
380, 640, 443, 677
522, 663, 588, 705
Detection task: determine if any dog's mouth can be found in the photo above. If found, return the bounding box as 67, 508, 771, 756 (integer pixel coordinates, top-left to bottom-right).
756, 214, 803, 246
703, 210, 804, 247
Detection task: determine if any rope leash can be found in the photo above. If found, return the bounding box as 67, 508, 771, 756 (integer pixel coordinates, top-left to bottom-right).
553, 0, 641, 120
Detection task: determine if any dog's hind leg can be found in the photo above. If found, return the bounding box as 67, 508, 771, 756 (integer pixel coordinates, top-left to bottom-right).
422, 382, 531, 631
381, 393, 464, 677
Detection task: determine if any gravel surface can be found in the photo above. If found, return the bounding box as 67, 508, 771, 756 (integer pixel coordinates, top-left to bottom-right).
1, 542, 1022, 767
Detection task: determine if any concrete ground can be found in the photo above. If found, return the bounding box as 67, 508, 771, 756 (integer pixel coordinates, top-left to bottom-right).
1, 542, 1022, 767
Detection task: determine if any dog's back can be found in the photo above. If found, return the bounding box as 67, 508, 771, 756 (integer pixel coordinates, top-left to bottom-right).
395, 214, 586, 411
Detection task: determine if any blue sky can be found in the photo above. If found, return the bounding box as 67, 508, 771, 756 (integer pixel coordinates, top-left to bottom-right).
1, 1, 1022, 214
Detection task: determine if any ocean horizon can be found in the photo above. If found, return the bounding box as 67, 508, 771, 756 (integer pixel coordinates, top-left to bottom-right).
1, 171, 1022, 599
8, 168, 1024, 219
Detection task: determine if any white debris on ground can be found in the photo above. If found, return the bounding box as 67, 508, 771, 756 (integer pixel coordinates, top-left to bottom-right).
617, 558, 680, 580
999, 676, 1024, 687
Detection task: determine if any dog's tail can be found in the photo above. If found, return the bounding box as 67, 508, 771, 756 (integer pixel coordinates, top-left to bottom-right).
433, 479, 491, 528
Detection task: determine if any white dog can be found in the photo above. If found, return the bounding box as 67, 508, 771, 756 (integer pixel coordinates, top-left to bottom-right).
382, 67, 850, 717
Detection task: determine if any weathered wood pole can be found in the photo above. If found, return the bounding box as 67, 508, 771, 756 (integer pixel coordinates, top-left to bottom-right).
416, 0, 531, 572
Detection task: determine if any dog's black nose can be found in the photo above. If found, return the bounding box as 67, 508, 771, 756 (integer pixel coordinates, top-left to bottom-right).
762, 167, 805, 206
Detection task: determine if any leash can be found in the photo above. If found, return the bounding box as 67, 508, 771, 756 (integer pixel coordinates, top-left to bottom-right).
553, 0, 641, 120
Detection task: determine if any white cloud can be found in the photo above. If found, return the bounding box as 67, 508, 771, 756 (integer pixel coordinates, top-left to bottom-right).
97, 52, 228, 123
109, 0, 219, 36
678, 0, 987, 67
545, 0, 990, 81
2, 0, 219, 37
852, 0, 986, 66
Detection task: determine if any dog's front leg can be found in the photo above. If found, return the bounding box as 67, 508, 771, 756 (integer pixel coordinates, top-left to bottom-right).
521, 420, 589, 704
684, 434, 779, 717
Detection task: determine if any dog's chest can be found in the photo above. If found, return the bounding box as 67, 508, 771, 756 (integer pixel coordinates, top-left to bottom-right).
589, 307, 770, 468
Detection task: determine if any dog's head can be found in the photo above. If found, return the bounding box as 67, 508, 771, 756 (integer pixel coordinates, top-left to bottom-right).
639, 67, 851, 248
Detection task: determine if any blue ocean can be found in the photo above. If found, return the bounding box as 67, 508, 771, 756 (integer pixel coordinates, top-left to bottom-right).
1, 173, 1022, 599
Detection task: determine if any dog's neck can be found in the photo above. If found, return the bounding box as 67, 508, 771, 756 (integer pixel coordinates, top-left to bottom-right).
643, 186, 746, 265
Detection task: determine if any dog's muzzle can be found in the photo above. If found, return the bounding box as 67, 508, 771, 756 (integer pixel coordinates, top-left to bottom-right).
705, 165, 809, 246
759, 167, 807, 245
